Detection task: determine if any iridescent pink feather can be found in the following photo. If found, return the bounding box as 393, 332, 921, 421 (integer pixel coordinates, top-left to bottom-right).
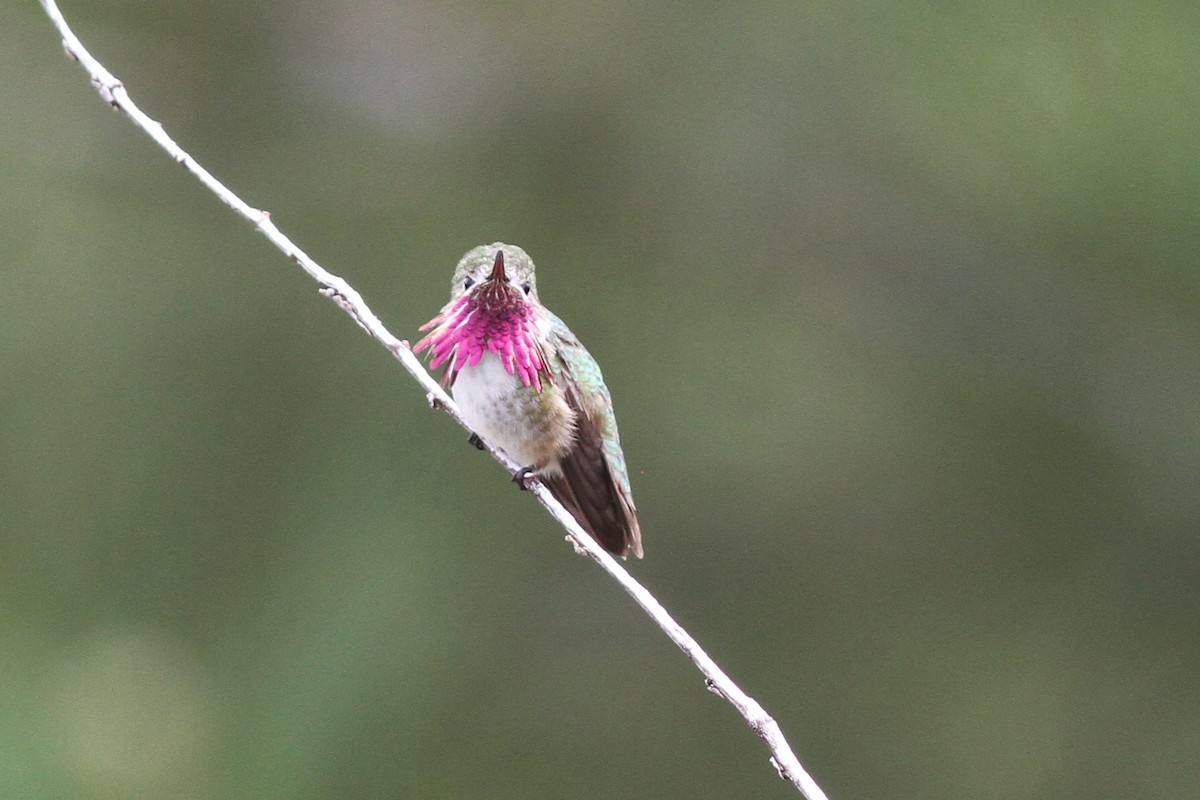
415, 294, 548, 392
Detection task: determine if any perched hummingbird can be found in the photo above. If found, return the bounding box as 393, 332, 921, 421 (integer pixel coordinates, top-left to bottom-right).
415, 243, 643, 559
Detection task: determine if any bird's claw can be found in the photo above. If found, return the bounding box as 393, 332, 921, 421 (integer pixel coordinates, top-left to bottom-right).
512, 467, 539, 490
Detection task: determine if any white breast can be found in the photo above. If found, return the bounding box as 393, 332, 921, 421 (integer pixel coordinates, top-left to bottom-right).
452, 351, 577, 472
453, 352, 540, 466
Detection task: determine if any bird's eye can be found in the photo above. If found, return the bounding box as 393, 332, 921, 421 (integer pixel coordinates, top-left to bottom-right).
521, 283, 532, 295
463, 276, 475, 290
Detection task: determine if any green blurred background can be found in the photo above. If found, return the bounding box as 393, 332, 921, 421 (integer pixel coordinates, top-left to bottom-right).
5, 2, 1199, 798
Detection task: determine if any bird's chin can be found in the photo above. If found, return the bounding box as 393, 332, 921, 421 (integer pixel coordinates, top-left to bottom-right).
416, 289, 546, 391
473, 282, 525, 315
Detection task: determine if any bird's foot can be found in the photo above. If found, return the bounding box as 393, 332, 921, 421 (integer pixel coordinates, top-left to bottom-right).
512, 467, 539, 491
467, 433, 486, 451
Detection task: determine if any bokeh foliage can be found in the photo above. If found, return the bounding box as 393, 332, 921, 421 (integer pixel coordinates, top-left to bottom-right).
5, 2, 1198, 798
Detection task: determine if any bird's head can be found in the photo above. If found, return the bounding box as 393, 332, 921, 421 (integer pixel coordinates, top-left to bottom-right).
415, 243, 547, 390
449, 243, 539, 308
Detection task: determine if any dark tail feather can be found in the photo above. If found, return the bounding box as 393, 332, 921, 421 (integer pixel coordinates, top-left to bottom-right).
544, 445, 642, 559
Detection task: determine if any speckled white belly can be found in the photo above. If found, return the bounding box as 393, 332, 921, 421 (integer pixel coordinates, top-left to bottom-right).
453, 352, 568, 469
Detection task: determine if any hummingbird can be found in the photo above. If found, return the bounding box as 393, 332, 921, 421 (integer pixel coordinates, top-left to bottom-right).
414, 243, 643, 559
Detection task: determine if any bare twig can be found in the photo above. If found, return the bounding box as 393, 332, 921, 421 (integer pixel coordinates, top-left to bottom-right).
36, 2, 831, 797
